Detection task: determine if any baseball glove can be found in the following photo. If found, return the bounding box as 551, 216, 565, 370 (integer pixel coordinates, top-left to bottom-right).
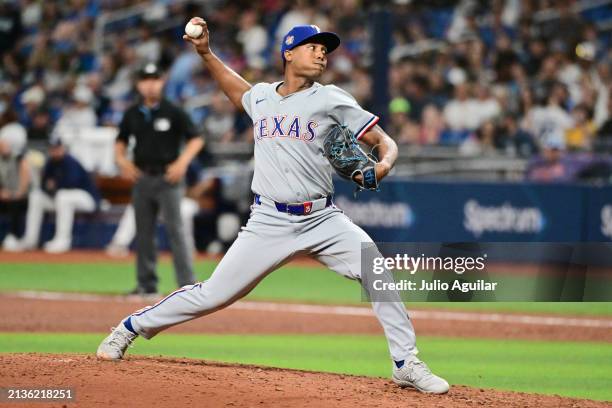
323, 124, 379, 192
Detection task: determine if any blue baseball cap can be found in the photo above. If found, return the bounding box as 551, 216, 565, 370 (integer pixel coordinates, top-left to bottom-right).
281, 25, 340, 61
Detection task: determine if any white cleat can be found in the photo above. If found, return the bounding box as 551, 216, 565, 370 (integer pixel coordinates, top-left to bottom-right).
96, 323, 138, 360
105, 243, 130, 258
2, 234, 19, 250
43, 239, 71, 254
392, 354, 450, 394
2, 238, 35, 252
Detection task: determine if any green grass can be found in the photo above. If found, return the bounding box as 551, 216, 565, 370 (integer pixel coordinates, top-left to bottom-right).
0, 261, 611, 315
1, 332, 611, 401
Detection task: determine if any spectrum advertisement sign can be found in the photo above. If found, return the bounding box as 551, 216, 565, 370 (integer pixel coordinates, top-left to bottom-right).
333, 179, 600, 242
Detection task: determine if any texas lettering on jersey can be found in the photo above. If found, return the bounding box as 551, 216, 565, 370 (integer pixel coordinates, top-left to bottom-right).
254, 115, 318, 142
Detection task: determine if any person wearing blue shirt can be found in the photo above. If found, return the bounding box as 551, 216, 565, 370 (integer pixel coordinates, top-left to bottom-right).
12, 138, 100, 253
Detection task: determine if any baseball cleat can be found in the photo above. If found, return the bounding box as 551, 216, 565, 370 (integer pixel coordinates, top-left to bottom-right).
1, 234, 19, 251
105, 243, 130, 258
392, 354, 450, 394
2, 238, 35, 252
125, 287, 160, 301
43, 239, 71, 254
96, 323, 138, 360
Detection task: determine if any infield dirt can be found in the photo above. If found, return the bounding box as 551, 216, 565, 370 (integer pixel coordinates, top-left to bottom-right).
1, 294, 611, 342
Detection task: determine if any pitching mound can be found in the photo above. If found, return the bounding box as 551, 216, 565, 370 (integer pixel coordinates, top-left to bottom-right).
0, 354, 608, 408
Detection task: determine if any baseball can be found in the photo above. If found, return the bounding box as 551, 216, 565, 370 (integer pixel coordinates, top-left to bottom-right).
185, 21, 203, 38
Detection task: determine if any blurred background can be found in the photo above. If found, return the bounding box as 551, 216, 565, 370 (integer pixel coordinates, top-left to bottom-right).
1, 0, 612, 252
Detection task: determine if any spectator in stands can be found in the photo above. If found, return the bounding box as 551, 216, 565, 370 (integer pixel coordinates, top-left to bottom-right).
387, 97, 410, 143
442, 82, 477, 144
403, 75, 431, 122
525, 138, 571, 183
0, 0, 609, 188
19, 85, 46, 129
0, 108, 27, 152
236, 9, 268, 70
134, 24, 162, 63
459, 120, 498, 156
46, 55, 73, 93
478, 2, 515, 51
0, 1, 22, 57
0, 107, 30, 250
522, 37, 547, 77
20, 0, 41, 32
181, 68, 215, 120
497, 114, 539, 158
541, 0, 586, 50
86, 72, 111, 125
26, 107, 52, 145
565, 103, 596, 151
427, 70, 450, 108
491, 33, 519, 83
192, 178, 241, 254
472, 82, 501, 127
52, 85, 97, 141
9, 138, 100, 253
446, 1, 479, 43
26, 31, 54, 75
203, 90, 236, 143
274, 1, 328, 48
164, 43, 202, 102
103, 42, 139, 103
419, 104, 444, 145
524, 82, 573, 146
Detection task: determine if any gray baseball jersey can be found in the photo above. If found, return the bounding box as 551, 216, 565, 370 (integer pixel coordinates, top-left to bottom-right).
242, 81, 379, 203
125, 81, 418, 364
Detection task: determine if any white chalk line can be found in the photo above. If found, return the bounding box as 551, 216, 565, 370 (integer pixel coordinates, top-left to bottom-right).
3, 290, 612, 329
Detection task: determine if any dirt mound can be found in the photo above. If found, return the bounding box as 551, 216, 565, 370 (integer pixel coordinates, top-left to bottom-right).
0, 354, 608, 408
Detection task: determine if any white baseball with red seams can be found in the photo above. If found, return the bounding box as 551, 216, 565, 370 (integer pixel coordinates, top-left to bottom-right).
184, 21, 203, 38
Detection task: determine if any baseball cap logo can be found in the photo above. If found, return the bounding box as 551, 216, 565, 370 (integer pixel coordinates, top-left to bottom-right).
285, 35, 294, 45
144, 63, 157, 74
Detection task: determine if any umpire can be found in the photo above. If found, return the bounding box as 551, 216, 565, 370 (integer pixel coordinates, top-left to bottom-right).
115, 62, 204, 295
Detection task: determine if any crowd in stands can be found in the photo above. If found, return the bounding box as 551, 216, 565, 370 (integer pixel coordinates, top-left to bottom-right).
1, 0, 612, 250
0, 0, 611, 152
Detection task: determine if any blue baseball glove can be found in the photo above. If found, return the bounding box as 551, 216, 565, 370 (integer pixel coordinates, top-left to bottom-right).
323, 124, 378, 192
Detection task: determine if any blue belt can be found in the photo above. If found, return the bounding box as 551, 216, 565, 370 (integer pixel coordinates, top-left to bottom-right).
254, 194, 333, 215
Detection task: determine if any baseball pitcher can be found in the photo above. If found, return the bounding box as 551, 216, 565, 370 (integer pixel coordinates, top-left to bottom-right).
97, 19, 449, 394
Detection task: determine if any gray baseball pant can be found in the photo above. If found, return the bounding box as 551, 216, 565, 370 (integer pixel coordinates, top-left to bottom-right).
129, 197, 417, 362
132, 175, 196, 291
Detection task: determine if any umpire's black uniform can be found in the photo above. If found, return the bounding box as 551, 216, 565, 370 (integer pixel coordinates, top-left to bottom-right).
117, 64, 200, 294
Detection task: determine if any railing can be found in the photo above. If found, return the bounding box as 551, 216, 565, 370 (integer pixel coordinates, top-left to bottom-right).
205, 141, 528, 180
394, 157, 527, 181
533, 0, 612, 22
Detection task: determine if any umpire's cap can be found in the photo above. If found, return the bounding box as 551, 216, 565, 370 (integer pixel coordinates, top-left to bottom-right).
136, 62, 162, 80
281, 25, 340, 61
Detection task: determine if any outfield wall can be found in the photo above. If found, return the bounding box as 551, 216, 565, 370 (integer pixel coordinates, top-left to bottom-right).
1, 180, 611, 249
334, 180, 612, 243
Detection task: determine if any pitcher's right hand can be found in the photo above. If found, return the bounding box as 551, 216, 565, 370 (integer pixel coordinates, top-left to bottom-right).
183, 17, 211, 56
